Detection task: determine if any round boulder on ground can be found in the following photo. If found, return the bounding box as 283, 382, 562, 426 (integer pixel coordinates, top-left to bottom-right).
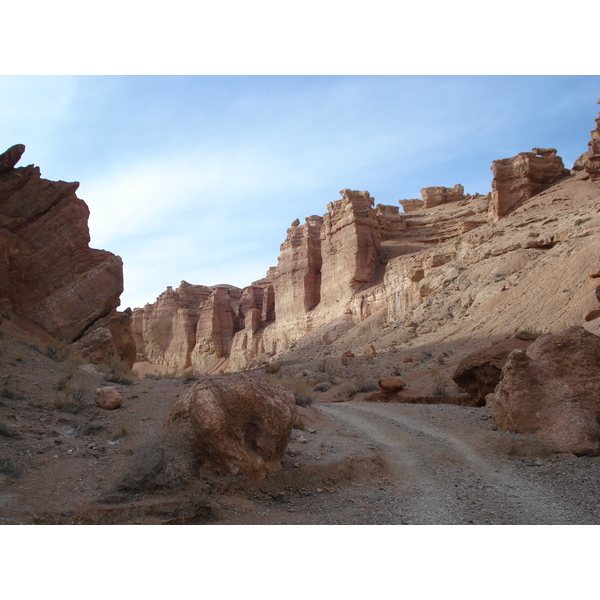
170, 374, 297, 480
94, 386, 122, 410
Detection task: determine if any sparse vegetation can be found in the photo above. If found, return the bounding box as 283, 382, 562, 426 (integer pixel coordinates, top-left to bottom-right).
53, 384, 87, 414
267, 374, 314, 407
1, 375, 23, 401
316, 358, 328, 373
391, 365, 402, 376
313, 382, 331, 393
515, 329, 542, 341
491, 230, 505, 237
341, 353, 354, 367
45, 344, 69, 362
0, 458, 22, 479
112, 437, 192, 494
574, 217, 592, 226
432, 372, 449, 396
264, 360, 282, 374
0, 420, 21, 439
101, 354, 135, 385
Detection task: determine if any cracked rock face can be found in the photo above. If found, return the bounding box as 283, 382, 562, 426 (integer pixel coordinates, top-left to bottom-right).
0, 145, 133, 364
170, 374, 297, 480
489, 327, 600, 455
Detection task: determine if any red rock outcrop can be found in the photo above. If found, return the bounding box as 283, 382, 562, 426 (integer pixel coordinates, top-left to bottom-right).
489, 327, 600, 455
489, 148, 567, 220
169, 374, 297, 479
133, 105, 600, 375
421, 184, 465, 208
583, 100, 600, 183
272, 215, 323, 322
452, 339, 532, 406
132, 282, 211, 370
0, 144, 134, 365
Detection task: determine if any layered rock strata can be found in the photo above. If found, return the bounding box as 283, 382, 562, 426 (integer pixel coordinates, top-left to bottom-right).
489, 148, 567, 220
134, 105, 600, 374
0, 145, 134, 366
583, 101, 600, 183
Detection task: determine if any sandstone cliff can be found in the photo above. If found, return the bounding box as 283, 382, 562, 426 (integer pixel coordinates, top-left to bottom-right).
0, 145, 135, 367
133, 106, 600, 376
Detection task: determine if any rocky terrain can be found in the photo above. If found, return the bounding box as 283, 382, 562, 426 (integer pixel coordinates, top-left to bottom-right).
1, 103, 600, 525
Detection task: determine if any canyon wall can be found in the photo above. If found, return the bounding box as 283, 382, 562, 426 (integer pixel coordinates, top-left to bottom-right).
0, 145, 135, 366
133, 106, 600, 375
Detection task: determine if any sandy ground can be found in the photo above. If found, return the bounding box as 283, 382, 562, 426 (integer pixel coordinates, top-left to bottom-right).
2, 327, 600, 526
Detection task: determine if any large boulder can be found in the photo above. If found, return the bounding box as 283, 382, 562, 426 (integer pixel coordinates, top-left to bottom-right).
489, 326, 600, 455
452, 339, 531, 406
170, 374, 297, 480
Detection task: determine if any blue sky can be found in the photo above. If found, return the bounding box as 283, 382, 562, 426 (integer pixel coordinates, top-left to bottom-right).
1, 75, 598, 309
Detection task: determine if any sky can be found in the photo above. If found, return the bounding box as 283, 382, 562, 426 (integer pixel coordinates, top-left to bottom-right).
1, 75, 598, 309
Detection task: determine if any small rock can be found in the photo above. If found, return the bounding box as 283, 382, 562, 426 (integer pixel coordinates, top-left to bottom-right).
94, 386, 122, 410
298, 436, 308, 444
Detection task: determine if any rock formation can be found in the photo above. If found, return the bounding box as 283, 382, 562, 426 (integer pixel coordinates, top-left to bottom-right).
133, 102, 600, 378
488, 327, 600, 455
489, 148, 567, 220
452, 339, 532, 406
0, 145, 134, 366
583, 100, 600, 183
421, 184, 465, 208
169, 374, 297, 479
94, 386, 123, 410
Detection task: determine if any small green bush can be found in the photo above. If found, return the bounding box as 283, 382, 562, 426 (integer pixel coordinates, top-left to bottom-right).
574, 217, 592, 226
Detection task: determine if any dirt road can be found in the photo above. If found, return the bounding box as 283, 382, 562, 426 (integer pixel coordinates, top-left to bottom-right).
215, 402, 600, 525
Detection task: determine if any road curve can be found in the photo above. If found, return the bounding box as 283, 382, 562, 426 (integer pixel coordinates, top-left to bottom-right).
320, 402, 590, 525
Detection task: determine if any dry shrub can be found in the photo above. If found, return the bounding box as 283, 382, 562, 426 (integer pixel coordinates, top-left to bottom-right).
265, 361, 282, 374
53, 384, 87, 413
113, 435, 193, 494
0, 458, 22, 479
102, 354, 135, 385
432, 372, 449, 396
266, 374, 314, 408
0, 420, 21, 439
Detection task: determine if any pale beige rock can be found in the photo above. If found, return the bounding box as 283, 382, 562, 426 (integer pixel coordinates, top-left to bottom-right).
399, 199, 424, 212
94, 386, 122, 410
421, 184, 464, 208
489, 327, 600, 455
583, 101, 600, 183
170, 374, 297, 479
489, 149, 567, 219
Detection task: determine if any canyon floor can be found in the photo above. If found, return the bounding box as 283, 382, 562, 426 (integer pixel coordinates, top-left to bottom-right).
2, 326, 600, 526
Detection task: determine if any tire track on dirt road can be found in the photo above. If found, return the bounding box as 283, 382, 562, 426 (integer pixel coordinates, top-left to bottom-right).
320, 402, 583, 524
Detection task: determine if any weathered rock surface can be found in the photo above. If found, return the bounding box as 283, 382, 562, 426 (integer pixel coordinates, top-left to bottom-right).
0, 144, 133, 365
452, 339, 532, 406
489, 148, 567, 219
489, 327, 600, 455
421, 184, 465, 208
133, 103, 600, 377
94, 386, 123, 410
582, 100, 600, 183
170, 374, 297, 479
